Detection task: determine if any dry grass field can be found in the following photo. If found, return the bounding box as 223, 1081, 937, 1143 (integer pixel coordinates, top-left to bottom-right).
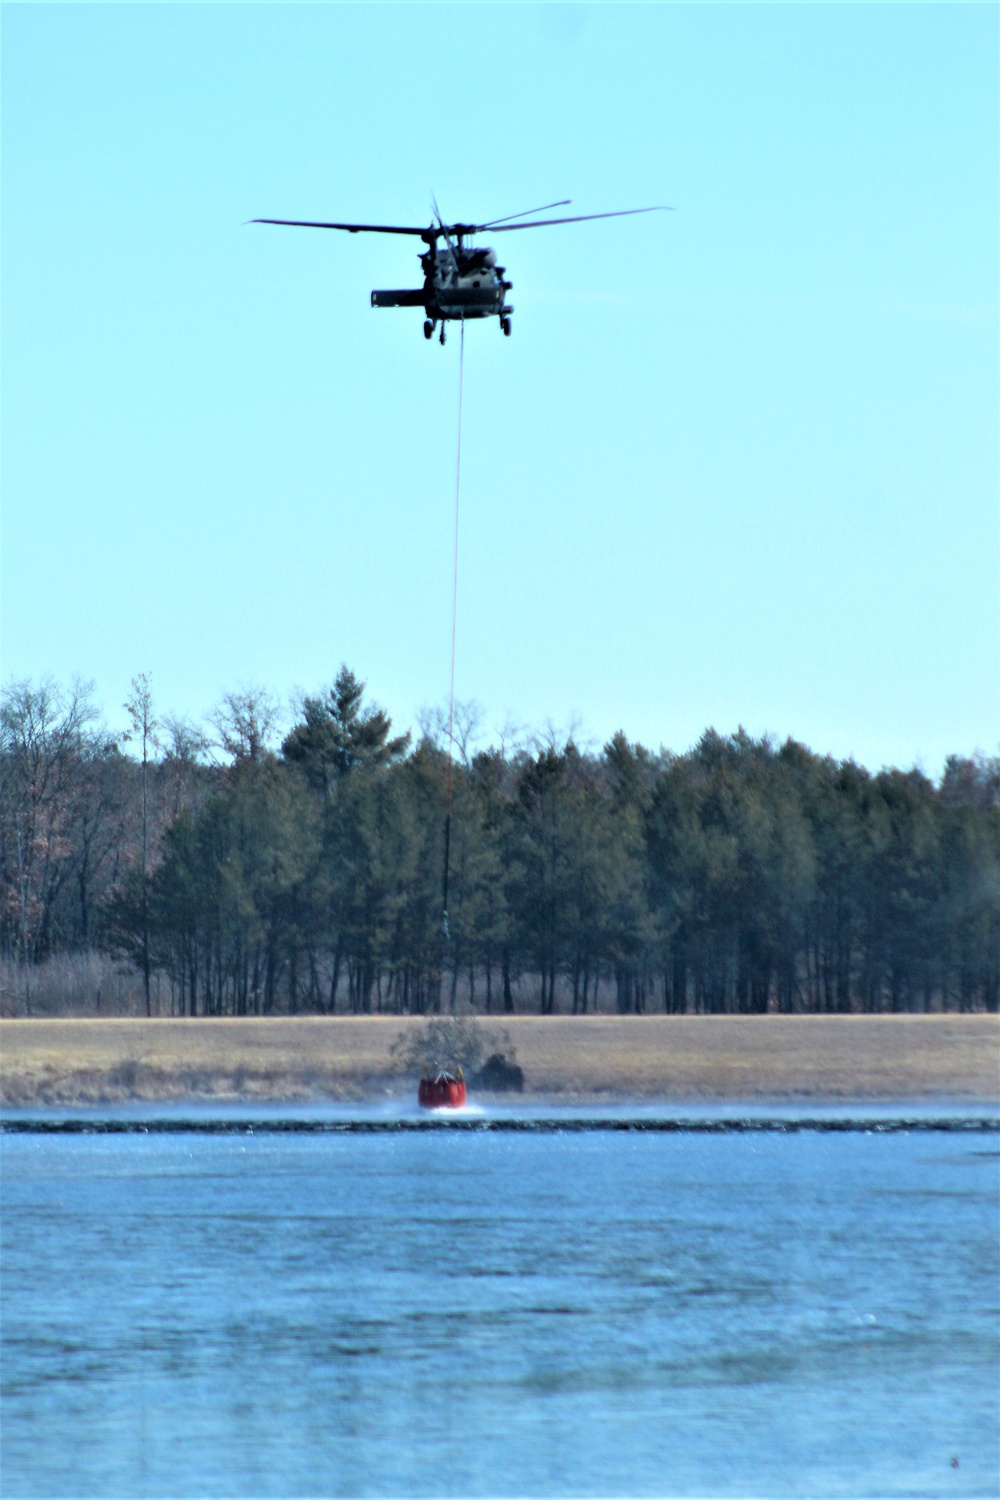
1, 1014, 997, 1105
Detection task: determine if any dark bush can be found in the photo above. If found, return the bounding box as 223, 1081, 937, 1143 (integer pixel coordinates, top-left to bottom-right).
472, 1053, 524, 1092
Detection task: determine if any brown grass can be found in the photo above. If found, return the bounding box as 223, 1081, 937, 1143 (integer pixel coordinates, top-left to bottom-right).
1, 1014, 997, 1106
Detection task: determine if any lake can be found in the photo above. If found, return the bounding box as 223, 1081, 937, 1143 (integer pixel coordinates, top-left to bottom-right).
2, 1110, 997, 1497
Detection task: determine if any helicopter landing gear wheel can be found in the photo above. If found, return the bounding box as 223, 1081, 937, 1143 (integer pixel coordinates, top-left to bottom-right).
439, 323, 446, 346
423, 320, 434, 340
501, 316, 512, 337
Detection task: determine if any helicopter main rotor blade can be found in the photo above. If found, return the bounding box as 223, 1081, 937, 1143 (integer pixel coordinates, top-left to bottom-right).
252, 219, 429, 235
479, 199, 572, 228
483, 205, 674, 233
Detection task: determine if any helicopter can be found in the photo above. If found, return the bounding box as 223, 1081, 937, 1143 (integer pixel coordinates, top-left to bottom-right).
253, 199, 672, 343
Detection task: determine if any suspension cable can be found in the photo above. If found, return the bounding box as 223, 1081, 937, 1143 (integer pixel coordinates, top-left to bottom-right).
442, 319, 465, 938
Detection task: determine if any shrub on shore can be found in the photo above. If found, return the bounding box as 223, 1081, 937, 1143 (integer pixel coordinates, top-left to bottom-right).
390, 1015, 517, 1078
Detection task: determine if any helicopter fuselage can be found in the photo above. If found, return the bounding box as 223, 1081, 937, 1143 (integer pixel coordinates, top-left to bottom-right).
425, 245, 508, 320
371, 241, 513, 337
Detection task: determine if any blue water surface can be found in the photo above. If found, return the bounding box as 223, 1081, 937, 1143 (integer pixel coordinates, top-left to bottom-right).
2, 1124, 997, 1498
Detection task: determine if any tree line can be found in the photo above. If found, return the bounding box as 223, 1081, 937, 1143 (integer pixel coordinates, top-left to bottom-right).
1, 672, 997, 1017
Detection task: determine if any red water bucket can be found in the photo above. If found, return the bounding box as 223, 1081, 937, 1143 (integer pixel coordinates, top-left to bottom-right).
418, 1072, 467, 1109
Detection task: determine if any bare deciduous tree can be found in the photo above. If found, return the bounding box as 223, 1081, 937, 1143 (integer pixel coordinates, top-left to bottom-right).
0, 678, 99, 1011
124, 675, 160, 1016
417, 699, 485, 766
210, 687, 279, 763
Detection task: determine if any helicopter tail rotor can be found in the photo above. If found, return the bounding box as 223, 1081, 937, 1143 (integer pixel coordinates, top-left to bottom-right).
431, 194, 461, 275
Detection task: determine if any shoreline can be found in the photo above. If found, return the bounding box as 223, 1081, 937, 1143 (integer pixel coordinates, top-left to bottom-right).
1, 1014, 997, 1108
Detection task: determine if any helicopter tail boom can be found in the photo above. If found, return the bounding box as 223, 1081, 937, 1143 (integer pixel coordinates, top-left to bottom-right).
371, 289, 427, 308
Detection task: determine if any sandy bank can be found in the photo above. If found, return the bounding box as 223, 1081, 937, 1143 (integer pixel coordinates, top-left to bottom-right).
1, 1014, 997, 1106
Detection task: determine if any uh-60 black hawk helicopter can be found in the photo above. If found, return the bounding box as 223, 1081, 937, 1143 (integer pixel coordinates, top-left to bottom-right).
253, 198, 671, 343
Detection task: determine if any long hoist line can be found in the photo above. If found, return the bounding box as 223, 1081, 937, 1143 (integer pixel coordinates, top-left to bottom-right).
442, 318, 465, 940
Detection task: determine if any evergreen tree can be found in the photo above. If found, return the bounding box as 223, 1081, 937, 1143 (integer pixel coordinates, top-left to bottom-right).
283, 666, 410, 791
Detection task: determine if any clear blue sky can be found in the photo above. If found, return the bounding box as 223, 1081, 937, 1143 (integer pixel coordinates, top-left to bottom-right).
3, 3, 997, 772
